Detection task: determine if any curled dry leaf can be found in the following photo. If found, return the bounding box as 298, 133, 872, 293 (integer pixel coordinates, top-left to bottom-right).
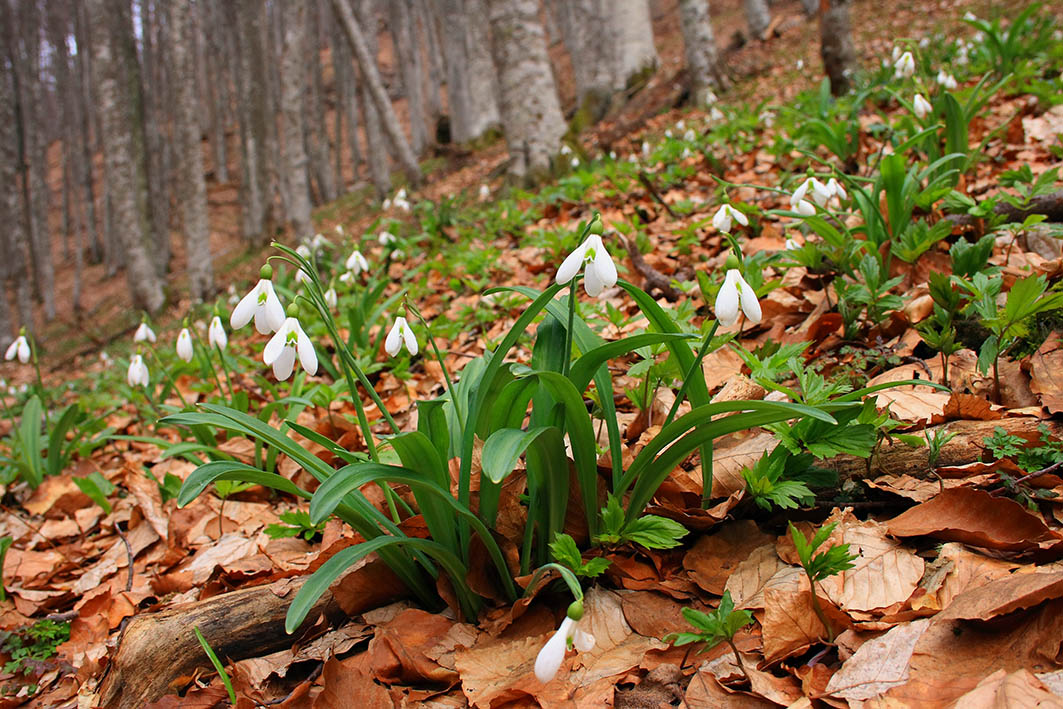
824, 618, 930, 702
913, 542, 1023, 614
952, 668, 1063, 708
683, 520, 773, 595
936, 571, 1063, 622
887, 487, 1058, 552
760, 587, 827, 665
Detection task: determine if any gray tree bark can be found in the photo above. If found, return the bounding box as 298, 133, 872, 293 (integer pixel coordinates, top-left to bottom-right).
820, 0, 855, 95
332, 0, 422, 188
86, 0, 166, 313
279, 0, 315, 241
308, 0, 338, 204
744, 0, 772, 40
556, 0, 615, 123
329, 20, 363, 182
135, 0, 171, 277
73, 0, 107, 267
678, 0, 727, 104
609, 0, 658, 90
437, 0, 500, 143
388, 0, 429, 156
202, 0, 230, 183
167, 0, 215, 302
413, 0, 444, 127
487, 0, 566, 183
800, 0, 819, 16
352, 1, 391, 198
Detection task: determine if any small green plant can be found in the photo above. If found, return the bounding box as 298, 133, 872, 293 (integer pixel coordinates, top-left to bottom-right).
0, 537, 12, 603
984, 425, 1063, 507
666, 591, 754, 681
789, 521, 857, 641
1, 619, 70, 684
265, 510, 326, 542
194, 627, 236, 705
0, 395, 110, 489
549, 533, 611, 579
73, 472, 116, 514
592, 495, 688, 550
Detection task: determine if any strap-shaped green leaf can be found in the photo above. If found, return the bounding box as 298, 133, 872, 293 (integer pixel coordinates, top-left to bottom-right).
568, 332, 695, 393
177, 460, 311, 507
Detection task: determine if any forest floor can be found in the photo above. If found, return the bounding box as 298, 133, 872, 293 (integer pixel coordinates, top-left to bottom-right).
3, 0, 1063, 707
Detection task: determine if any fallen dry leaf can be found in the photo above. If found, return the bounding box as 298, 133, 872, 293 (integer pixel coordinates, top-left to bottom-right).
914, 543, 1023, 614
1031, 334, 1063, 415
723, 545, 790, 610
760, 587, 827, 665
951, 668, 1063, 708
816, 518, 925, 613
683, 520, 773, 595
824, 618, 930, 702
936, 571, 1063, 622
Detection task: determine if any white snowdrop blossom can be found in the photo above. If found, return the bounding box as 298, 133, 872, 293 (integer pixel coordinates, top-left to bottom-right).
664, 129, 673, 138
628, 154, 638, 163
396, 188, 407, 201
641, 141, 650, 157
892, 46, 902, 62
825, 177, 847, 203
796, 177, 831, 207
378, 231, 397, 247
176, 328, 194, 363
936, 70, 958, 90
709, 107, 724, 122
534, 615, 595, 683
393, 197, 411, 212
134, 323, 156, 344
683, 129, 696, 142
894, 51, 915, 79
479, 184, 490, 201
795, 58, 804, 70
675, 120, 685, 131
785, 237, 800, 251
560, 144, 572, 156
263, 316, 317, 381
712, 204, 748, 234
339, 271, 355, 285
335, 225, 345, 237
715, 269, 762, 327
324, 287, 337, 309
208, 316, 228, 350
912, 93, 932, 119
789, 180, 818, 216
4, 335, 30, 363
555, 234, 618, 298
231, 279, 286, 335
963, 11, 977, 21
384, 316, 418, 357
680, 147, 691, 159
702, 90, 718, 105
127, 354, 149, 388
382, 198, 392, 210
608, 151, 617, 160
346, 249, 369, 274
759, 110, 775, 128
310, 233, 330, 252
570, 157, 580, 168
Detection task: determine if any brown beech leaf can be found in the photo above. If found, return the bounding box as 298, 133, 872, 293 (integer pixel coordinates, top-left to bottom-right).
684, 666, 776, 708
683, 520, 773, 595
887, 487, 1057, 552
315, 654, 392, 709
824, 618, 929, 702
816, 518, 924, 613
1031, 334, 1063, 414
937, 571, 1063, 622
952, 668, 1063, 708
883, 598, 1063, 707
723, 545, 790, 610
867, 364, 950, 424
366, 608, 474, 685
914, 543, 1023, 614
761, 587, 827, 664
620, 591, 690, 637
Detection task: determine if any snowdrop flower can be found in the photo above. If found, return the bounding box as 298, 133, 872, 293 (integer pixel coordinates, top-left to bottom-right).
608, 151, 617, 160
680, 147, 691, 159
127, 354, 149, 388
208, 316, 227, 350
393, 197, 411, 212
893, 51, 915, 79
263, 309, 317, 381
296, 244, 312, 259
560, 144, 572, 156
346, 249, 369, 274
4, 333, 30, 363
963, 11, 977, 21
892, 46, 902, 62
310, 233, 330, 252
570, 157, 580, 168
479, 184, 490, 201
703, 90, 718, 105
785, 237, 800, 251
134, 322, 156, 344
825, 177, 848, 203
555, 229, 618, 298
790, 180, 819, 215
715, 269, 762, 327
759, 110, 775, 128
378, 231, 397, 247
683, 129, 696, 142
176, 328, 194, 363
709, 107, 725, 122
664, 129, 673, 138
913, 93, 932, 119
384, 316, 418, 357
937, 70, 958, 90
100, 351, 112, 364
231, 266, 286, 335
676, 120, 686, 131
628, 154, 638, 164
335, 225, 345, 237
295, 267, 312, 286
339, 270, 355, 285
324, 287, 337, 309
795, 59, 804, 71
799, 177, 831, 206
535, 603, 595, 684
396, 188, 407, 201
641, 141, 651, 157
712, 204, 748, 234
918, 37, 930, 49
382, 198, 392, 210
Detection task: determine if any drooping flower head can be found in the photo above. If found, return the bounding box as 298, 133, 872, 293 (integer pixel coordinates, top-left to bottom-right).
714, 269, 763, 327
263, 304, 317, 381
176, 327, 194, 363
535, 600, 595, 683
894, 51, 915, 79
208, 316, 228, 351
913, 93, 932, 120
346, 249, 369, 275
127, 352, 149, 388
231, 265, 286, 335
555, 218, 617, 298
712, 204, 749, 234
385, 316, 418, 357
4, 331, 30, 364
134, 322, 156, 344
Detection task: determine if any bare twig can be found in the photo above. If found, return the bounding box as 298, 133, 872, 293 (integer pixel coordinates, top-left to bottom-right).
637, 171, 680, 219
113, 521, 134, 592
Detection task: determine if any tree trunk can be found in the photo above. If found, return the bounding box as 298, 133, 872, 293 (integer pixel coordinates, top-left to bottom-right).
388, 0, 429, 156
330, 20, 363, 183
0, 4, 32, 340
332, 0, 422, 188
819, 0, 855, 96
609, 0, 658, 92
85, 0, 165, 313
744, 0, 772, 40
556, 0, 616, 124
353, 0, 391, 199
72, 0, 105, 266
307, 0, 338, 204
202, 0, 230, 183
800, 0, 819, 16
678, 0, 727, 104
278, 0, 315, 241
413, 0, 445, 127
437, 0, 500, 144
135, 0, 171, 277
168, 0, 215, 302
487, 0, 566, 184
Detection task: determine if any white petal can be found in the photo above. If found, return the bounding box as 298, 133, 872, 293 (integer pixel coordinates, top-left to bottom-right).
736, 274, 763, 324
5, 339, 17, 361
16, 338, 29, 363
262, 321, 290, 365
385, 319, 404, 357
731, 206, 749, 226
402, 322, 418, 356
715, 271, 741, 326
231, 284, 260, 330
272, 347, 296, 381
791, 179, 809, 206
176, 330, 194, 362
584, 262, 605, 297
555, 242, 587, 284
573, 628, 595, 653
261, 283, 286, 334
796, 199, 816, 217
295, 322, 318, 375
712, 207, 731, 233
588, 243, 617, 295
811, 179, 830, 206
209, 317, 228, 350
534, 619, 573, 683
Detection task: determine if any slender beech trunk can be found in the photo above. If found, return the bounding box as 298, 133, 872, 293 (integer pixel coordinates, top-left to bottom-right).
168, 0, 214, 302
389, 0, 429, 155
820, 0, 855, 95
487, 0, 566, 184
307, 0, 338, 203
330, 21, 363, 182
86, 0, 165, 314
745, 0, 772, 40
279, 0, 314, 240
678, 0, 728, 104
437, 0, 500, 143
332, 0, 422, 188
0, 4, 31, 339
413, 0, 444, 127
202, 0, 230, 183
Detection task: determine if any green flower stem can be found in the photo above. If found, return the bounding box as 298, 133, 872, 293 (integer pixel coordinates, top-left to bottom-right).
407, 302, 464, 426
663, 320, 720, 428
190, 328, 230, 402
144, 344, 191, 410
29, 339, 49, 408
562, 279, 578, 379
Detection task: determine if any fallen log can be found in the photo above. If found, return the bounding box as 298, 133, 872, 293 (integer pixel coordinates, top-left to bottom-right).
96, 577, 342, 709
822, 417, 1063, 484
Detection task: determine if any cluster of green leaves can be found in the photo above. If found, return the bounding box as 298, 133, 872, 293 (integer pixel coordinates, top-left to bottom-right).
1, 619, 70, 681
667, 590, 754, 677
